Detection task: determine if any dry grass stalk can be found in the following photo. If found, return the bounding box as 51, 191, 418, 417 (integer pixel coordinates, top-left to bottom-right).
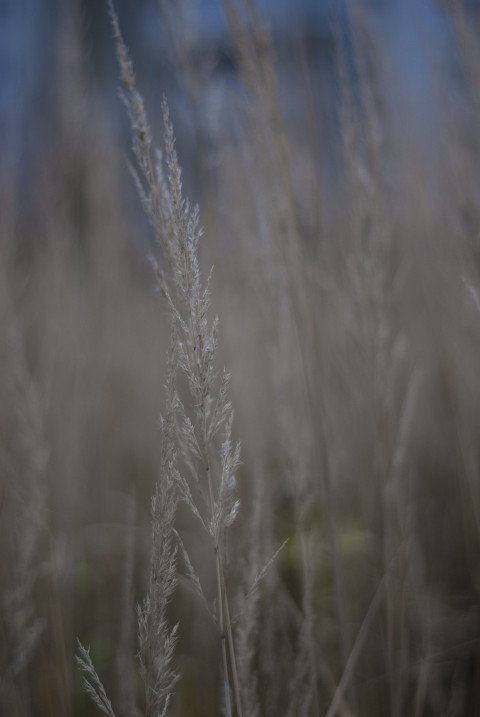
78, 2, 246, 715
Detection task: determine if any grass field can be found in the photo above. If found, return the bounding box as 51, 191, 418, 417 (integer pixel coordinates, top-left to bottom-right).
1, 2, 480, 715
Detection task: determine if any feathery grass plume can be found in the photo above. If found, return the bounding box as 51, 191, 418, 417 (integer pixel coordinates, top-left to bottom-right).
106, 2, 243, 714
234, 473, 287, 717
137, 344, 179, 717
76, 641, 117, 717
78, 337, 180, 717
224, 7, 354, 694
76, 5, 180, 716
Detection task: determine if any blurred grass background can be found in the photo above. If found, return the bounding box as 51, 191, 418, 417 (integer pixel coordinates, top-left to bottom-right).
1, 1, 480, 715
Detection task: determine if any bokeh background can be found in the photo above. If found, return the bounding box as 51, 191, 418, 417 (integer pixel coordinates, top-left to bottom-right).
2, 1, 480, 716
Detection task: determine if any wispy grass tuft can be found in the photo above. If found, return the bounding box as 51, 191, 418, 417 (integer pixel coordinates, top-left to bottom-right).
77, 2, 246, 715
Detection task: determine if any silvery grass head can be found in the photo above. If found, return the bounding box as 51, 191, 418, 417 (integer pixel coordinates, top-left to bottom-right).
77, 2, 244, 715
